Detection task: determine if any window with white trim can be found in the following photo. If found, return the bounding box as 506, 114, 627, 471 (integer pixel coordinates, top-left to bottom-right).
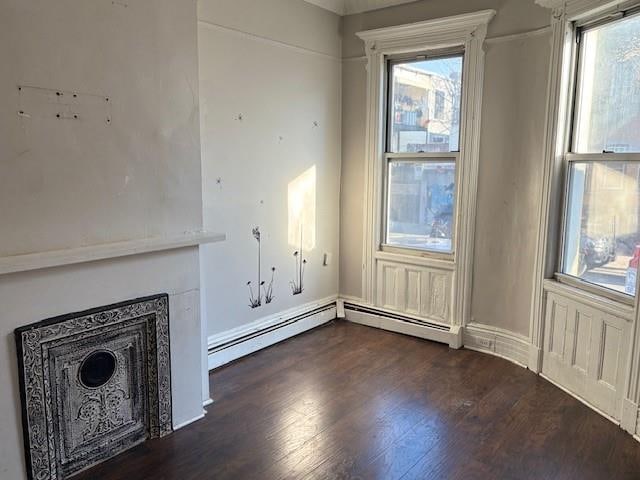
560, 9, 640, 296
384, 53, 463, 253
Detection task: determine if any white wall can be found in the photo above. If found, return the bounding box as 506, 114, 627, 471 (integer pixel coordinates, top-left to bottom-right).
0, 1, 207, 478
338, 0, 551, 336
471, 32, 550, 336
198, 0, 342, 338
0, 0, 203, 257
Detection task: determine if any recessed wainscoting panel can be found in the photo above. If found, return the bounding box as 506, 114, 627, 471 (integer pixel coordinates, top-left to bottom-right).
542, 286, 632, 420
378, 262, 403, 310
375, 260, 452, 324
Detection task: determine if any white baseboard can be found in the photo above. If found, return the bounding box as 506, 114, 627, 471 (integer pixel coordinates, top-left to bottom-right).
173, 411, 206, 431
528, 345, 542, 373
202, 398, 213, 408
621, 398, 639, 435
343, 302, 452, 345
207, 296, 337, 370
449, 325, 463, 349
463, 322, 530, 368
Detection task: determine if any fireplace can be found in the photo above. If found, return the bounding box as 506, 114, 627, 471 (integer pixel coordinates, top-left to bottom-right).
15, 294, 173, 480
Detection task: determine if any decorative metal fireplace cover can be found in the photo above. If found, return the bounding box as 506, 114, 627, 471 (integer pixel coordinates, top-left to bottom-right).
15, 294, 172, 480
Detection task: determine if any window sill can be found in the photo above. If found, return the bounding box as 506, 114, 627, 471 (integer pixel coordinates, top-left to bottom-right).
544, 276, 635, 321
554, 273, 634, 305
376, 247, 455, 270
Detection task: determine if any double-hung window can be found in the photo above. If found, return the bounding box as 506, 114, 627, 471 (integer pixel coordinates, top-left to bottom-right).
560, 9, 640, 297
383, 52, 464, 254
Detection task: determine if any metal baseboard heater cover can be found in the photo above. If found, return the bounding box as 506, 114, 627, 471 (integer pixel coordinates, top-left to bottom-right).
343, 302, 450, 331
15, 294, 172, 480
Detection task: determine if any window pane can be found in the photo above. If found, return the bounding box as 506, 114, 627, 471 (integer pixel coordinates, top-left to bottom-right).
386, 161, 455, 252
573, 15, 640, 153
388, 55, 463, 153
562, 161, 640, 295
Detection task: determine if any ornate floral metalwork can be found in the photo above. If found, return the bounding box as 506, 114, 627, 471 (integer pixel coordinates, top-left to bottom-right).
15, 294, 172, 480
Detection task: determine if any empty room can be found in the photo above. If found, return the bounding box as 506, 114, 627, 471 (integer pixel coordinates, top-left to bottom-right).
3, 0, 640, 478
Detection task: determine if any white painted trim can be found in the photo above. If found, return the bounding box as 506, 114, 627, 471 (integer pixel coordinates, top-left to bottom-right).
208, 296, 338, 370
342, 296, 451, 330
621, 398, 638, 434
543, 279, 635, 321
532, 0, 640, 441
356, 10, 496, 49
0, 231, 225, 276
566, 0, 634, 20
449, 325, 463, 349
344, 0, 422, 15
173, 411, 206, 431
356, 11, 494, 333
528, 5, 570, 374
340, 294, 365, 304
202, 398, 213, 408
303, 0, 346, 15
463, 323, 530, 368
375, 250, 455, 271
199, 246, 211, 412
529, 345, 543, 373
197, 19, 341, 62
345, 306, 453, 345
534, 0, 630, 17
303, 0, 421, 16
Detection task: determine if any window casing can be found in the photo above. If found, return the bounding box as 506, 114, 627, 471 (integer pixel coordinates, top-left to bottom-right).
558, 9, 640, 300
382, 51, 464, 255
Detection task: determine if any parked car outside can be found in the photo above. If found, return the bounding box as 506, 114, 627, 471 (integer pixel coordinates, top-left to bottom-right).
579, 234, 616, 275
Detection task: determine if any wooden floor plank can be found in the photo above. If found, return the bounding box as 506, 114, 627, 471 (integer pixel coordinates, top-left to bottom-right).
75, 320, 640, 480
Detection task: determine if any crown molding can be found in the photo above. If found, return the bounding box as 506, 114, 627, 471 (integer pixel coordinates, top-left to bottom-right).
356, 9, 496, 54
304, 0, 346, 15
303, 0, 419, 16
536, 0, 637, 19
535, 0, 564, 8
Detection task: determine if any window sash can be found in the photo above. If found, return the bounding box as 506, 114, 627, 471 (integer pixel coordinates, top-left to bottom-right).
382, 48, 463, 257
566, 153, 640, 163
574, 4, 640, 30
558, 155, 640, 298
570, 7, 640, 154
382, 154, 458, 255
385, 51, 464, 155
556, 9, 640, 299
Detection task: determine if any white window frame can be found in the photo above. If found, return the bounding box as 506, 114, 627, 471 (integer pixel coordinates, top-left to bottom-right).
357, 10, 495, 330
530, 0, 640, 374
555, 8, 640, 303
382, 50, 463, 257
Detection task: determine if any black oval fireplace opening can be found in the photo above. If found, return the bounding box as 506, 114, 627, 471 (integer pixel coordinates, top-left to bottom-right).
79, 350, 117, 388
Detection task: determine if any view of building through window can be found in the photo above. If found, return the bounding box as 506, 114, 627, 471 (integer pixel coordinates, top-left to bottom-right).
384, 54, 462, 253
386, 161, 455, 252
562, 13, 640, 295
388, 55, 463, 153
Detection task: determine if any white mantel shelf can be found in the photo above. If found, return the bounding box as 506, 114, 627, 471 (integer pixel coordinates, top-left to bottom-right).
0, 231, 226, 276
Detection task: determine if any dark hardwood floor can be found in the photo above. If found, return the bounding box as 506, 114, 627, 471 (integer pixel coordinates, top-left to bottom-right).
76, 320, 640, 480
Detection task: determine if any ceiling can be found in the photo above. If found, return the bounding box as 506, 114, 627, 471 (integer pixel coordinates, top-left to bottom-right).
304, 0, 419, 15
